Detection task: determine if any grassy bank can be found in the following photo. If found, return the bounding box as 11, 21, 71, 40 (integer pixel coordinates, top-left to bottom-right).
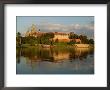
16, 43, 94, 49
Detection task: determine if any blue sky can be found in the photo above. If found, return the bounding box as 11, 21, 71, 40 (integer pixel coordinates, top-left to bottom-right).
17, 16, 94, 39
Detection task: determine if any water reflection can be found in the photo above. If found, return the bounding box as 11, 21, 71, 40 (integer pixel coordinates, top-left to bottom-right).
16, 47, 94, 74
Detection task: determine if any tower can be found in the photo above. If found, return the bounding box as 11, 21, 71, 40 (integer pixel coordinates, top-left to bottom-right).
31, 24, 37, 32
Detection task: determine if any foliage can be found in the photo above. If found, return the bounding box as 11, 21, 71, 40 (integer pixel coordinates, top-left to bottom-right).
40, 32, 54, 45
69, 33, 94, 44
79, 35, 88, 44
16, 32, 22, 46
16, 32, 55, 46
67, 41, 75, 45
69, 33, 79, 39
16, 31, 94, 46
88, 39, 94, 44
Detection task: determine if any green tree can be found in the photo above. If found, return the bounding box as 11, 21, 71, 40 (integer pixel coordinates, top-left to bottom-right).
16, 32, 22, 47
27, 36, 37, 45
88, 39, 94, 44
79, 35, 89, 44
69, 33, 79, 39
39, 32, 54, 45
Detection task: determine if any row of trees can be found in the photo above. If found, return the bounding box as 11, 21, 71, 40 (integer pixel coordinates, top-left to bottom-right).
16, 32, 94, 47
69, 32, 94, 44
16, 32, 54, 46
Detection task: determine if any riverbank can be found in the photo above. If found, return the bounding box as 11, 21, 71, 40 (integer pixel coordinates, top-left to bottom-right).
16, 44, 94, 49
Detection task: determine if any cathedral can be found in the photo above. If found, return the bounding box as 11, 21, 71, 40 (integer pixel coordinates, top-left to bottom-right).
25, 24, 43, 37
24, 24, 81, 43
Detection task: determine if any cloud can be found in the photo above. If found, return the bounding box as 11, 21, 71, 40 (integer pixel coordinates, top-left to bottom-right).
36, 22, 94, 38
37, 23, 94, 32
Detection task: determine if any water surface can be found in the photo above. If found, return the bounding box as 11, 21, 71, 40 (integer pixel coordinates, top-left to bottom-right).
16, 46, 94, 74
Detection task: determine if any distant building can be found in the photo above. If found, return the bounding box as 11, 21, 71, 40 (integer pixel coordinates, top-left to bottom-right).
25, 24, 43, 37
24, 24, 81, 43
53, 32, 70, 42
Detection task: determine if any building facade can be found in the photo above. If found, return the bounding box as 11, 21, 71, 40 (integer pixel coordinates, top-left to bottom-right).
25, 24, 81, 43
53, 32, 70, 42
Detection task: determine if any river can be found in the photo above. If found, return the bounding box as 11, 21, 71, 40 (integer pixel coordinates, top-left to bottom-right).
16, 46, 94, 74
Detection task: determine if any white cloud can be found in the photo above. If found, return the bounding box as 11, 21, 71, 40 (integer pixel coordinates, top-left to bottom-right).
38, 23, 94, 32
37, 23, 94, 39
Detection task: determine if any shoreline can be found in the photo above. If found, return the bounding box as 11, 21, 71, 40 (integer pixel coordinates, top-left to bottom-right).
16, 44, 94, 48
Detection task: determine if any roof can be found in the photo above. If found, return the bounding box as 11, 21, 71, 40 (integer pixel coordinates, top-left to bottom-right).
53, 32, 69, 35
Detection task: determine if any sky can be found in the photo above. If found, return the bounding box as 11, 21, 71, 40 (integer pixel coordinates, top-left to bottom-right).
17, 16, 94, 39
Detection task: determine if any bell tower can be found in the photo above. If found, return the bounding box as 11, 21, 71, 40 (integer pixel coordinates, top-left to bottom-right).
31, 24, 37, 32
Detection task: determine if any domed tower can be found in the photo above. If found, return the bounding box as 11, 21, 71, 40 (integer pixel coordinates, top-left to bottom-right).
31, 24, 38, 33
25, 24, 40, 37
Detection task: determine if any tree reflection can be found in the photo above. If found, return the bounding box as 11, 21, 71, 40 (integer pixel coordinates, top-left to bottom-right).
16, 47, 94, 65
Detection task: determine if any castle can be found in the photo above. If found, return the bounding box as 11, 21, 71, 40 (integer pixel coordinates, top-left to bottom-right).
25, 24, 44, 37
24, 24, 81, 43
